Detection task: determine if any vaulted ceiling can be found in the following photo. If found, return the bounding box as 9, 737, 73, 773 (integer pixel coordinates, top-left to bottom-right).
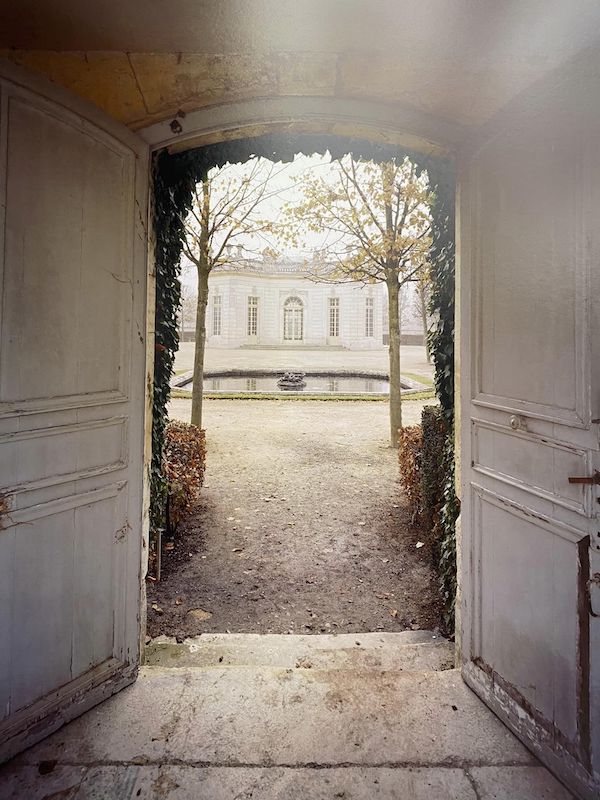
1, 0, 600, 136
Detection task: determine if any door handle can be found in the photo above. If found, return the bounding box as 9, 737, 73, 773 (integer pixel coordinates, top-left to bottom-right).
568, 471, 600, 485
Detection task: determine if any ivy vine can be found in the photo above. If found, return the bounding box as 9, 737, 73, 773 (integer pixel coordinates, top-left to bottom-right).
150, 152, 195, 555
151, 134, 457, 624
427, 160, 459, 630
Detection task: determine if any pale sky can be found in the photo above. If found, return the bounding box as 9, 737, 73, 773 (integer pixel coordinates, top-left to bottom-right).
180, 151, 345, 290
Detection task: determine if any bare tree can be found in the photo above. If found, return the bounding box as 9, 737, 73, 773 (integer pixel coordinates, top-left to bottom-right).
409, 265, 432, 362
178, 290, 197, 341
286, 155, 433, 446
177, 262, 197, 341
180, 158, 287, 428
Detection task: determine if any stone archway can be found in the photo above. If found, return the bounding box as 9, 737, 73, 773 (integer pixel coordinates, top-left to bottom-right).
139, 95, 459, 157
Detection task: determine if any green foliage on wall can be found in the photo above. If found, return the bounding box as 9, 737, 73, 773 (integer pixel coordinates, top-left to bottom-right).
437, 444, 460, 628
427, 159, 459, 631
420, 405, 447, 529
427, 161, 456, 422
151, 135, 457, 616
150, 152, 195, 553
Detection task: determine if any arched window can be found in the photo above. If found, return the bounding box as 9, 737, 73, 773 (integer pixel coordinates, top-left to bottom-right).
283, 296, 304, 341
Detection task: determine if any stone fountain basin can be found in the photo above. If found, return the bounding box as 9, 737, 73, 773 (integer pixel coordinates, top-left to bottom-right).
171, 370, 428, 396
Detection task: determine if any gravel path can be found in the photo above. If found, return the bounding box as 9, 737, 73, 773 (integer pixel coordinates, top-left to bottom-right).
147, 399, 442, 638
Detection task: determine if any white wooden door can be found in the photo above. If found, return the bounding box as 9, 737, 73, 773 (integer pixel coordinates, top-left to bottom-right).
459, 54, 600, 799
0, 61, 149, 760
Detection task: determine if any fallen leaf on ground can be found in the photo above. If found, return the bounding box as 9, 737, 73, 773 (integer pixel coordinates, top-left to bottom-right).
390, 609, 398, 617
232, 547, 243, 552
151, 603, 163, 615
416, 541, 425, 549
188, 608, 212, 621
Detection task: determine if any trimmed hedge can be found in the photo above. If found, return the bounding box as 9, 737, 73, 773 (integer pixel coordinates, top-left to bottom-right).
163, 421, 206, 535
399, 405, 458, 630
399, 406, 446, 529
398, 425, 423, 523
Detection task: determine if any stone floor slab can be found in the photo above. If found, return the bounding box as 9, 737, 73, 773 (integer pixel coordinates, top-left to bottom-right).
0, 765, 477, 800
10, 668, 534, 769
1, 765, 576, 800
469, 766, 574, 799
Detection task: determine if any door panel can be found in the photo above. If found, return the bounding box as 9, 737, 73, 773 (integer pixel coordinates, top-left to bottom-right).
473, 137, 584, 423
2, 97, 132, 408
0, 62, 149, 760
474, 489, 581, 742
459, 55, 600, 799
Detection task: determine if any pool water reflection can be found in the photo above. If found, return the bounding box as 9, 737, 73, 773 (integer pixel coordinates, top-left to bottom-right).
184, 374, 395, 394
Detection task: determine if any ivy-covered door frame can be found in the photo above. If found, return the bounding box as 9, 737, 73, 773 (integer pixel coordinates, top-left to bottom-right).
143, 116, 458, 633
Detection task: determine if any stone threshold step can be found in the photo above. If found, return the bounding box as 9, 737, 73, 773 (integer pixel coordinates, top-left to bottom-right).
145, 631, 455, 672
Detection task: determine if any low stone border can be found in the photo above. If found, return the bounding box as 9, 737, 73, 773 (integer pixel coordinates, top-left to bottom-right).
171, 369, 428, 395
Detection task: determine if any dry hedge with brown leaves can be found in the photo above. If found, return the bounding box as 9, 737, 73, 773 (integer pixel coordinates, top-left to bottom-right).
398, 425, 423, 523
398, 407, 448, 534
163, 420, 206, 534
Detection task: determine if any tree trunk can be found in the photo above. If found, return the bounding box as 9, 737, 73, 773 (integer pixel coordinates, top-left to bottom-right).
190, 267, 209, 429
419, 281, 431, 363
387, 277, 402, 447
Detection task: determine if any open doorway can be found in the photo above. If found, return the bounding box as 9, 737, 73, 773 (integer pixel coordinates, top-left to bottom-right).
0, 51, 594, 799
145, 136, 458, 650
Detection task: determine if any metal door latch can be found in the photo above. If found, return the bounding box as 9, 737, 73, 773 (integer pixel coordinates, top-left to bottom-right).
568, 471, 600, 485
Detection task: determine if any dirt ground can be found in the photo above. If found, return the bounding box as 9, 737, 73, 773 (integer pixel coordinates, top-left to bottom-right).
147, 399, 443, 639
